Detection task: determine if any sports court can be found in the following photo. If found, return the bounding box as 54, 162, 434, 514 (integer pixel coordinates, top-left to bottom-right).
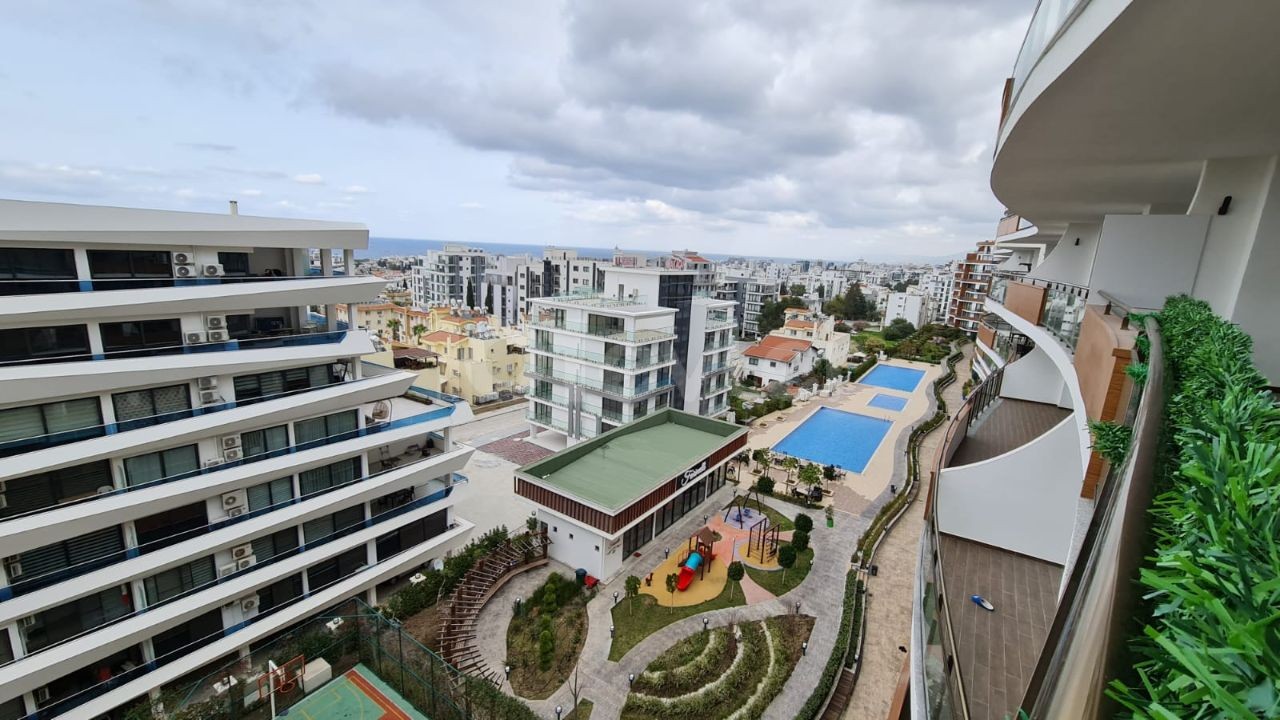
279, 665, 426, 720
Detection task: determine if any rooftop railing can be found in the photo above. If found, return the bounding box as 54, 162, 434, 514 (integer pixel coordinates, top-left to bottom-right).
0, 272, 357, 297
523, 366, 674, 399
0, 328, 348, 368
1008, 0, 1090, 120
528, 342, 675, 371
526, 317, 676, 343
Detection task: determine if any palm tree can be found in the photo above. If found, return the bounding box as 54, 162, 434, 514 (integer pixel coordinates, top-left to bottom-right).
411, 323, 428, 345
734, 450, 750, 479
751, 447, 771, 473
759, 454, 773, 480
384, 318, 402, 342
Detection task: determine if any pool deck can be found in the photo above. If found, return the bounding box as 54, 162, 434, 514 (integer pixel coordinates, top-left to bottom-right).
747, 358, 943, 515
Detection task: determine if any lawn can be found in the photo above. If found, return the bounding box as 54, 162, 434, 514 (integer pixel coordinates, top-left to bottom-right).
609, 579, 744, 661
745, 547, 813, 597
506, 576, 590, 699
565, 699, 593, 719
852, 329, 897, 351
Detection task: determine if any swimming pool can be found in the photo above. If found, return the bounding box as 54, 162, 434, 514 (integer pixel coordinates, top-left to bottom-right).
868, 393, 908, 411
772, 407, 893, 473
861, 365, 926, 392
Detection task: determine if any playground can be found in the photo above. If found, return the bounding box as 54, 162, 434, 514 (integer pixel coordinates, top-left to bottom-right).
638, 527, 729, 606
275, 664, 425, 720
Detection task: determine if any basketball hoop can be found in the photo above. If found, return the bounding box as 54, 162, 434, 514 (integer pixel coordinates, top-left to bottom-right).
258, 654, 305, 716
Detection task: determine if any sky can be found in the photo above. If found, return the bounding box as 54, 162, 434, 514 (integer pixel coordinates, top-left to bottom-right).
0, 1, 1031, 261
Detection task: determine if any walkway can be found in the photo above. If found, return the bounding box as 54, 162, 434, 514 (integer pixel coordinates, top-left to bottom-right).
843, 344, 972, 719
508, 487, 864, 719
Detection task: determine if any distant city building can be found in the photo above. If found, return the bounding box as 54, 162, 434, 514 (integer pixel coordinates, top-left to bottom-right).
885, 290, 929, 328
410, 244, 489, 308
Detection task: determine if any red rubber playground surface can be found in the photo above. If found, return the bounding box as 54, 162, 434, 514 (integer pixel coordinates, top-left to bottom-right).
278, 664, 426, 720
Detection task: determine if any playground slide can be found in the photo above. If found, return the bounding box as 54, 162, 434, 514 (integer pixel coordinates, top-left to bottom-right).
676, 552, 703, 592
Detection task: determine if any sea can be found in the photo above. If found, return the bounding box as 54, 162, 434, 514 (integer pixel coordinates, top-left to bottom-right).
360, 236, 957, 265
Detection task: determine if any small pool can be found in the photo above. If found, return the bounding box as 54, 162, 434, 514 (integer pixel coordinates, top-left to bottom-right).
861, 365, 926, 392
772, 407, 893, 473
868, 393, 908, 411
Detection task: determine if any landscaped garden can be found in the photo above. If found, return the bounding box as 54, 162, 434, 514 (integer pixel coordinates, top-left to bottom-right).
505, 572, 590, 699
620, 615, 815, 720
609, 576, 744, 661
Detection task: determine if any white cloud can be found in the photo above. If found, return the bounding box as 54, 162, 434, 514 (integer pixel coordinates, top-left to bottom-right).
292, 173, 325, 185
343, 184, 371, 194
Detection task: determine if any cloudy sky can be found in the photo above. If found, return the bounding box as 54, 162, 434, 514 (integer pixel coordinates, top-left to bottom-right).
0, 1, 1030, 260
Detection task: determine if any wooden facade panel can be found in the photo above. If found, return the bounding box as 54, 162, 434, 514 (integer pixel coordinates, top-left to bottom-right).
1004, 281, 1047, 325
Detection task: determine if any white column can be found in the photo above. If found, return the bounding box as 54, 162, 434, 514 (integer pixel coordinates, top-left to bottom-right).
325, 303, 338, 332
320, 248, 333, 277
344, 248, 356, 276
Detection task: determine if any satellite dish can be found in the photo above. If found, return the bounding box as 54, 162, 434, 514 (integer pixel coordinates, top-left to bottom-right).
371, 400, 391, 421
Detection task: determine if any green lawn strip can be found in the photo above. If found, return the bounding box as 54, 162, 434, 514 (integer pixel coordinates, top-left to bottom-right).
643, 629, 711, 673
565, 699, 593, 719
737, 616, 814, 718
744, 547, 813, 596
506, 595, 589, 699
622, 622, 768, 720
609, 580, 744, 661
635, 628, 734, 697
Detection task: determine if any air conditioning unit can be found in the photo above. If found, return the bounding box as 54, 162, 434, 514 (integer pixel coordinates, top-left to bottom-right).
236, 555, 257, 571
227, 506, 246, 519
222, 491, 246, 510
204, 264, 224, 277
96, 485, 114, 495
221, 435, 241, 450
19, 616, 37, 629
213, 676, 238, 695
206, 316, 226, 329
203, 458, 223, 468
240, 595, 260, 613
409, 573, 427, 585
5, 561, 22, 579
173, 252, 193, 265
325, 618, 345, 632
197, 376, 218, 390
176, 265, 196, 278
208, 329, 228, 342
231, 543, 253, 559
199, 390, 221, 405
219, 563, 238, 578
185, 331, 205, 344
223, 448, 243, 462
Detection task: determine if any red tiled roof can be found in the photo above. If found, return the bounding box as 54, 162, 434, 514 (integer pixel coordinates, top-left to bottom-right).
744, 335, 812, 363
422, 330, 466, 343
393, 346, 440, 359
784, 319, 815, 329
759, 335, 812, 352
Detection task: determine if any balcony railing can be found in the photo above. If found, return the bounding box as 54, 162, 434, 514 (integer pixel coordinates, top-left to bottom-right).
15, 518, 468, 720
526, 317, 675, 343
0, 396, 453, 526
987, 273, 1089, 351
523, 367, 674, 399
528, 343, 674, 370
1008, 0, 1090, 117
0, 272, 357, 297
0, 328, 348, 368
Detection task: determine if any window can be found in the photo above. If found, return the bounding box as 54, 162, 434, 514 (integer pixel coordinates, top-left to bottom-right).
152, 609, 222, 661
633, 399, 648, 418
112, 384, 192, 429
0, 397, 103, 457
0, 324, 91, 364
233, 364, 340, 405
654, 393, 669, 410
302, 504, 364, 544
0, 248, 78, 295
307, 546, 365, 590
298, 457, 361, 497
374, 509, 448, 560
247, 477, 294, 512
770, 361, 777, 368
100, 318, 183, 355
24, 586, 133, 653
124, 444, 200, 487
251, 527, 299, 562
144, 556, 216, 605
294, 411, 358, 445
14, 527, 125, 591
256, 573, 305, 614
748, 357, 759, 366
241, 425, 289, 458
87, 250, 172, 290
0, 460, 112, 518
217, 252, 251, 276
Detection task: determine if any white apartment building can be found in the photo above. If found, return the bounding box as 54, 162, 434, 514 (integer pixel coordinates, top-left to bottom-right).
921, 264, 956, 323
884, 290, 929, 328
740, 279, 779, 338
684, 296, 736, 420
0, 200, 476, 719
515, 249, 606, 319
525, 294, 677, 444
409, 245, 489, 308
482, 254, 533, 326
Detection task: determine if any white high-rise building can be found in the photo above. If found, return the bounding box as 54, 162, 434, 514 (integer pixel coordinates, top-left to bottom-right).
0, 200, 476, 719
921, 264, 956, 323
884, 290, 929, 328
409, 245, 490, 308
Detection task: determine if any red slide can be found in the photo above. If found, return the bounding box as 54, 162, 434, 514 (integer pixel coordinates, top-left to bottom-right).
676, 565, 695, 591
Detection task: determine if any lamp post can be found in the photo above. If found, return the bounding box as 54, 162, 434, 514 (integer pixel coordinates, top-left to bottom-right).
555, 705, 563, 720
628, 672, 635, 688
613, 591, 619, 605
504, 665, 511, 683
610, 625, 615, 639
664, 547, 670, 559
702, 618, 709, 632
801, 641, 808, 656
794, 600, 801, 615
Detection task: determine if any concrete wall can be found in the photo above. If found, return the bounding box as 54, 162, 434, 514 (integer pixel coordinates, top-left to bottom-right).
1188, 156, 1276, 315
1000, 344, 1070, 408
1073, 304, 1135, 423
1031, 222, 1101, 287
1090, 214, 1209, 309
540, 508, 608, 578
1223, 157, 1280, 386
937, 415, 1081, 563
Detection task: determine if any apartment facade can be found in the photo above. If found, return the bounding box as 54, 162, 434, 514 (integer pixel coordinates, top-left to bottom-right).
740, 279, 780, 338
771, 307, 851, 365
0, 200, 477, 720
408, 245, 489, 308
741, 335, 815, 387
884, 290, 929, 328
910, 4, 1280, 719
947, 239, 996, 334
921, 264, 956, 323
515, 249, 607, 320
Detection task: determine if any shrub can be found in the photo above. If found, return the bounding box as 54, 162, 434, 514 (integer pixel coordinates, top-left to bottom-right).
791, 530, 810, 554
794, 512, 814, 533
755, 476, 775, 495
538, 629, 555, 671
882, 318, 916, 341
1088, 419, 1132, 466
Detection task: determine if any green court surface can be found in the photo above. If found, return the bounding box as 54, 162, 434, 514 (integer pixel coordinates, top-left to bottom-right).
279, 664, 426, 720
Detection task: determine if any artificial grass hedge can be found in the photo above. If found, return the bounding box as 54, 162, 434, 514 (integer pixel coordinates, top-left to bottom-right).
794, 572, 859, 720
1106, 297, 1280, 717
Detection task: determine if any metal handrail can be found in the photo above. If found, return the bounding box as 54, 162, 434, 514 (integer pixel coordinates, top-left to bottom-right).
0, 328, 348, 368
0, 273, 360, 296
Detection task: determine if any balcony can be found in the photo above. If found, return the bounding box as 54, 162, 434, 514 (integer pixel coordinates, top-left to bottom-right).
987, 275, 1088, 352
526, 317, 675, 343
705, 314, 736, 331
528, 342, 675, 371
524, 366, 674, 399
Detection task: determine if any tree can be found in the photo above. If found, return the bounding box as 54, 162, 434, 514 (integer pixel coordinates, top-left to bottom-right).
813, 358, 833, 383
841, 283, 876, 321
788, 283, 806, 297
833, 321, 850, 333
817, 284, 825, 299
664, 573, 679, 611
568, 665, 582, 717
735, 450, 750, 479
791, 530, 810, 554
794, 513, 814, 533
757, 296, 808, 335
781, 456, 800, 483
822, 300, 845, 318
727, 561, 744, 600
484, 285, 495, 315
863, 337, 886, 355
798, 463, 822, 492
883, 318, 916, 342
465, 283, 476, 308
778, 544, 797, 582
625, 575, 641, 616
751, 447, 771, 472
384, 317, 401, 341
892, 280, 908, 292
755, 476, 775, 495
411, 323, 427, 344
758, 453, 773, 481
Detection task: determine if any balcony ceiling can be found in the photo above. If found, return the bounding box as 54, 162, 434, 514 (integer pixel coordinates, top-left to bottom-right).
993, 2, 1280, 226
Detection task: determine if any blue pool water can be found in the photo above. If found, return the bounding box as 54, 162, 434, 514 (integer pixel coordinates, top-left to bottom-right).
868, 394, 908, 411
772, 407, 893, 473
861, 365, 926, 392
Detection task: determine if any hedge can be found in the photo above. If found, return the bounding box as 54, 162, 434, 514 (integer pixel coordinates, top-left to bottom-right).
1107, 296, 1280, 717
794, 572, 859, 720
